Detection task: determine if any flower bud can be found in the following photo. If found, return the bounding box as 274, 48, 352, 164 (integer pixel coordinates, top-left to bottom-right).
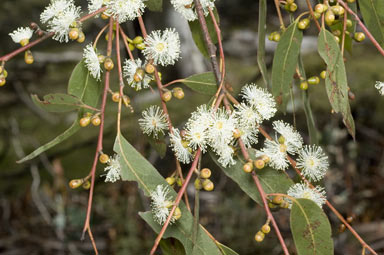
69, 179, 84, 189
200, 168, 211, 179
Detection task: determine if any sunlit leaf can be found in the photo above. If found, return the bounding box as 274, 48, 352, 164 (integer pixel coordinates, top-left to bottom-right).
182, 72, 217, 95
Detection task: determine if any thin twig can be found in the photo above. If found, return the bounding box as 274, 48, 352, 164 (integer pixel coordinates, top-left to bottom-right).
305, 0, 321, 31
119, 27, 135, 60
274, 0, 286, 30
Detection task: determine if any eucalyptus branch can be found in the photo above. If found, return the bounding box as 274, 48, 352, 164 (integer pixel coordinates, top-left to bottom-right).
274, 0, 286, 30
119, 28, 135, 60
81, 18, 114, 255
305, 0, 321, 31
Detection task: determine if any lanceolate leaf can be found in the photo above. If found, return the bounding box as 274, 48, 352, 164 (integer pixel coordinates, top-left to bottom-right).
318, 28, 355, 138
182, 72, 217, 95
18, 61, 102, 163
216, 243, 239, 255
257, 0, 269, 88
271, 20, 303, 111
160, 238, 186, 255
114, 133, 227, 255
189, 8, 219, 58
210, 150, 293, 205
32, 93, 87, 112
290, 198, 334, 255
146, 0, 163, 12
358, 0, 384, 47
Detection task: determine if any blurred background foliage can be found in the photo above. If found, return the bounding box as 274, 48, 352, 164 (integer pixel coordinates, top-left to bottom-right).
1, 0, 384, 254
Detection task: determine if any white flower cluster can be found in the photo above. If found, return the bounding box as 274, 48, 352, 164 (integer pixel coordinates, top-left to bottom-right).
150, 185, 176, 225
139, 105, 168, 138
375, 81, 384, 96
103, 154, 122, 182
87, 0, 104, 15
9, 27, 34, 44
83, 43, 102, 80
106, 0, 146, 23
287, 183, 326, 208
123, 58, 153, 90
40, 0, 82, 43
167, 84, 276, 167
170, 0, 215, 21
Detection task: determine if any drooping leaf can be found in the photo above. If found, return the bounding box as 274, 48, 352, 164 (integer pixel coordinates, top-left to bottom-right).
160, 238, 186, 255
188, 8, 219, 58
146, 0, 163, 12
114, 133, 226, 255
210, 150, 293, 205
18, 61, 102, 163
271, 20, 303, 111
257, 0, 269, 88
216, 243, 239, 255
31, 93, 86, 112
181, 72, 217, 95
290, 198, 334, 255
318, 28, 355, 138
358, 0, 384, 47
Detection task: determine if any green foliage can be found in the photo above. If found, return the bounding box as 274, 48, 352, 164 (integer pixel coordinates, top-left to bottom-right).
146, 134, 167, 158
160, 238, 186, 255
146, 0, 163, 12
358, 0, 384, 47
216, 243, 239, 255
18, 61, 102, 163
210, 150, 293, 206
317, 28, 355, 138
271, 20, 303, 111
189, 8, 219, 58
290, 198, 334, 255
114, 133, 230, 254
31, 93, 89, 112
182, 72, 217, 95
257, 0, 269, 88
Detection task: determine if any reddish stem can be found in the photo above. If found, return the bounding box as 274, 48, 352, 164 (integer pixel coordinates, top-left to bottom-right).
81, 18, 114, 251
305, 0, 321, 31
119, 28, 135, 60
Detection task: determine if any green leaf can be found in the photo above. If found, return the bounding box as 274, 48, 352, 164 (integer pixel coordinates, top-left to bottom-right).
18, 61, 102, 163
210, 150, 293, 205
317, 28, 355, 138
146, 0, 163, 12
290, 198, 334, 255
216, 243, 239, 255
31, 93, 86, 112
146, 134, 167, 159
189, 8, 219, 58
257, 0, 269, 88
181, 72, 217, 95
160, 238, 186, 255
114, 133, 224, 255
271, 20, 303, 111
358, 0, 384, 47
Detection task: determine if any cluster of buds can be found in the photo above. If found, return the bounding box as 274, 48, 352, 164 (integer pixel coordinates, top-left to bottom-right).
242, 155, 270, 173
254, 222, 271, 243
194, 168, 214, 191
162, 87, 185, 102
79, 112, 101, 127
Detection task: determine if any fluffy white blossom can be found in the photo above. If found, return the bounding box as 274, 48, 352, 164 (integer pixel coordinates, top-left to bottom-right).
143, 28, 181, 66
237, 126, 259, 148
287, 183, 326, 209
200, 0, 215, 15
184, 105, 212, 152
169, 128, 193, 164
45, 4, 82, 43
296, 145, 329, 182
139, 106, 168, 138
375, 81, 384, 96
261, 139, 290, 170
83, 44, 102, 80
240, 84, 277, 122
207, 108, 236, 148
273, 120, 303, 154
40, 0, 75, 24
103, 154, 121, 182
150, 185, 176, 225
234, 102, 262, 128
171, 0, 197, 21
123, 58, 152, 90
106, 0, 145, 23
215, 143, 235, 167
87, 0, 104, 14
9, 27, 34, 44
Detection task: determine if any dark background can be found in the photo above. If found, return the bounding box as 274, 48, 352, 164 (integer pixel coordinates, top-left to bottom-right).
1, 0, 384, 254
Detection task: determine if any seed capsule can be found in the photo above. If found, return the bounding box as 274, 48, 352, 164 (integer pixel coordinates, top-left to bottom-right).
173, 207, 182, 220
320, 70, 327, 79
194, 178, 203, 190
128, 43, 135, 51
300, 81, 308, 90
243, 162, 253, 173
288, 3, 297, 12
346, 19, 353, 28
104, 58, 114, 71
82, 181, 91, 189
0, 77, 6, 87
91, 116, 101, 126
145, 63, 155, 74
173, 87, 185, 99
136, 43, 146, 50
307, 76, 320, 85
202, 179, 214, 191
69, 179, 84, 189
99, 153, 110, 164
254, 231, 265, 242
166, 177, 176, 186
77, 31, 85, 43
200, 168, 211, 179
69, 28, 79, 40
79, 117, 91, 127
112, 92, 120, 102
24, 50, 34, 65
272, 33, 281, 42
254, 159, 265, 170
261, 224, 271, 234
331, 5, 344, 16
314, 4, 327, 14
325, 10, 335, 26
162, 90, 172, 102
133, 36, 144, 45
354, 32, 365, 42
272, 196, 283, 205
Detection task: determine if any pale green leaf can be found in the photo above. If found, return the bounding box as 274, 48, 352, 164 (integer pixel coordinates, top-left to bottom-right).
318, 28, 355, 138
31, 93, 85, 112
290, 198, 334, 255
182, 72, 217, 95
271, 20, 303, 111
146, 0, 163, 12
358, 0, 384, 47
